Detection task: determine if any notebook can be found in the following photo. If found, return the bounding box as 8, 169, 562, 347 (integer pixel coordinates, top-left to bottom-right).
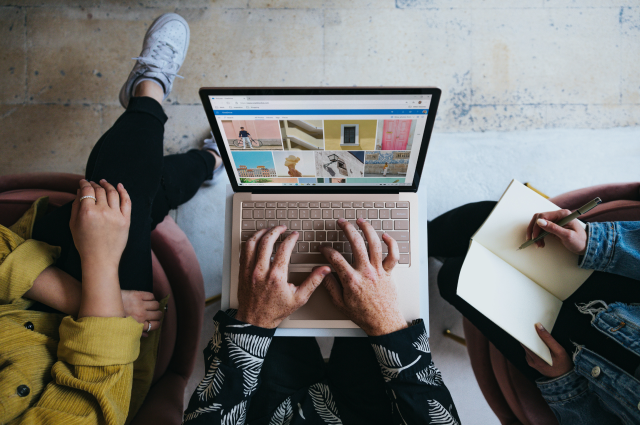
457, 180, 593, 364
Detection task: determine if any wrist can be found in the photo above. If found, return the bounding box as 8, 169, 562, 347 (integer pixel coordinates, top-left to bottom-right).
236, 310, 281, 329
365, 316, 408, 337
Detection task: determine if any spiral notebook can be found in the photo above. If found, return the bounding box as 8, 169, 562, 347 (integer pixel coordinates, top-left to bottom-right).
457, 180, 593, 365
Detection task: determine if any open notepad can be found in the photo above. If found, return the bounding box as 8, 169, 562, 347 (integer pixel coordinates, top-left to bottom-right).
457, 180, 593, 365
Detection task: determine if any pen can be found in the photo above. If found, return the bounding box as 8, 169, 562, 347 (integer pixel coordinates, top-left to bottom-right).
518, 197, 602, 251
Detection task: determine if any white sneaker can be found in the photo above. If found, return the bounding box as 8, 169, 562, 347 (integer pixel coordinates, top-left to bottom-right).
119, 13, 190, 108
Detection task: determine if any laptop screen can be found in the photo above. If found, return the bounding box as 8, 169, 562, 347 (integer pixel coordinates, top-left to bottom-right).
200, 89, 440, 193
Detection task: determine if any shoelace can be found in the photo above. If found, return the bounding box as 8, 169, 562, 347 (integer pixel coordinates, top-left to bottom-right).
132, 40, 184, 79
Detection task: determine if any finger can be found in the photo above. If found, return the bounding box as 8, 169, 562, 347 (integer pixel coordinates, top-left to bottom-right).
79, 180, 97, 209
526, 213, 540, 241
99, 179, 120, 210
117, 183, 132, 220
147, 320, 161, 332
381, 233, 399, 272
145, 300, 161, 311
522, 344, 539, 366
536, 218, 573, 242
89, 181, 108, 206
534, 323, 566, 356
322, 272, 346, 310
338, 218, 369, 268
319, 245, 354, 283
254, 226, 287, 280
146, 310, 164, 322
140, 291, 156, 301
358, 218, 382, 265
295, 266, 331, 305
239, 229, 268, 284
273, 230, 299, 272
532, 210, 572, 240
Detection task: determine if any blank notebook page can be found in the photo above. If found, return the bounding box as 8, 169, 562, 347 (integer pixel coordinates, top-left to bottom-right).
458, 241, 562, 365
472, 180, 593, 301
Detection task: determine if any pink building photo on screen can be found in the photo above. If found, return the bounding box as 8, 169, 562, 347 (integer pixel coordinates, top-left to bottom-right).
222, 120, 284, 150
375, 119, 416, 151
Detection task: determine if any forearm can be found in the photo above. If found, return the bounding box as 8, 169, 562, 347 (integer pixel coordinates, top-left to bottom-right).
183, 309, 275, 423
78, 261, 124, 318
580, 222, 640, 280
24, 266, 82, 315
368, 320, 460, 424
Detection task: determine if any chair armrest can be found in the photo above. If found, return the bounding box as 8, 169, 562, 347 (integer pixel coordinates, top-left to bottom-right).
549, 182, 640, 210
0, 172, 84, 194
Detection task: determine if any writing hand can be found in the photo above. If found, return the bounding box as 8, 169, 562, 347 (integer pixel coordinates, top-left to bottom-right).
321, 218, 407, 336
236, 226, 330, 328
526, 209, 587, 254
522, 323, 573, 378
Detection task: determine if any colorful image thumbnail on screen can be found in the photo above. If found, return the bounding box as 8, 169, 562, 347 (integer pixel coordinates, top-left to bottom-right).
232, 151, 277, 178
364, 151, 409, 178
273, 151, 316, 177
280, 120, 324, 150
222, 120, 283, 151
315, 151, 365, 178
324, 120, 377, 151
375, 119, 416, 151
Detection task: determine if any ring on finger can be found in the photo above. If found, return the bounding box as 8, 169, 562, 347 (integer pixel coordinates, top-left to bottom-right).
80, 195, 97, 203
147, 321, 152, 332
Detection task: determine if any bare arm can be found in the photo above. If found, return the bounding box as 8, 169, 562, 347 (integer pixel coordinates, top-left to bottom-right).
25, 266, 82, 315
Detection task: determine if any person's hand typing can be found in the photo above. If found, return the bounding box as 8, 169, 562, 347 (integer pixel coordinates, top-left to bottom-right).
522, 323, 574, 378
320, 218, 407, 336
526, 209, 588, 255
236, 225, 330, 328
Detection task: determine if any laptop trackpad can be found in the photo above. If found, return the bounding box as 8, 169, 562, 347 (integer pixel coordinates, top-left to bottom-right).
288, 272, 349, 320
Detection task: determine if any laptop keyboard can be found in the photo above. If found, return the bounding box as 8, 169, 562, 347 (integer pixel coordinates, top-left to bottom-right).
240, 201, 410, 265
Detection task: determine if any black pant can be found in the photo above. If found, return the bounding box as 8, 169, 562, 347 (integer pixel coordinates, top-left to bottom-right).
429, 201, 640, 381
32, 97, 216, 295
248, 337, 393, 425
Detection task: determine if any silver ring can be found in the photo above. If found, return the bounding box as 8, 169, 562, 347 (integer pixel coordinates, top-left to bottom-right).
147, 322, 152, 332
80, 195, 97, 202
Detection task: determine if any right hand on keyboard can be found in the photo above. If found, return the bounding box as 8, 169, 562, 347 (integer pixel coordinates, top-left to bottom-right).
235, 225, 331, 329
320, 218, 408, 336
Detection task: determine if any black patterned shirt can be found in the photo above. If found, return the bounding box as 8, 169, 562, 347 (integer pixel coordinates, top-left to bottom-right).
183, 310, 460, 425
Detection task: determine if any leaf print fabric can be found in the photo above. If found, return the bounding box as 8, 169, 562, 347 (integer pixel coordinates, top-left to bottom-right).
184, 313, 459, 425
368, 319, 461, 425
183, 310, 275, 424
308, 383, 342, 424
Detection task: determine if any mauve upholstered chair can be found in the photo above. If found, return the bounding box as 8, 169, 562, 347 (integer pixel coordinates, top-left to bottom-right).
0, 172, 205, 425
463, 182, 640, 425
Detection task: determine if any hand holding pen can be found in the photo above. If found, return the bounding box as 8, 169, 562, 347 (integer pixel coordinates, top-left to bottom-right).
521, 198, 602, 254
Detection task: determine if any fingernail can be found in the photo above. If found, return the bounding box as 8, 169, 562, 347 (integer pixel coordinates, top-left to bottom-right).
357, 218, 364, 223
292, 231, 298, 235
338, 218, 346, 223
535, 322, 545, 331
537, 218, 547, 227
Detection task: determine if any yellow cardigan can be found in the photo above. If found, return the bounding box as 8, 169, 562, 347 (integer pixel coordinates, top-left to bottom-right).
0, 198, 162, 425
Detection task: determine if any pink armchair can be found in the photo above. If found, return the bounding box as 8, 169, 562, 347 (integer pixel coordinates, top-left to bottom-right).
463, 182, 640, 425
0, 172, 205, 425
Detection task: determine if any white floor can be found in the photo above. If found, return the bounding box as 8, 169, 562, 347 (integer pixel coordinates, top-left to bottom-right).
180, 126, 639, 424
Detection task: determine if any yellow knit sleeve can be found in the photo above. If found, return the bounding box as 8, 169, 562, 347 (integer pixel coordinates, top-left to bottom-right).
14, 317, 143, 425
0, 228, 60, 304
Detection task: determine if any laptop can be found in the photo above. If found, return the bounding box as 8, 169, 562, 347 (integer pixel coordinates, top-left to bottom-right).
199, 87, 441, 331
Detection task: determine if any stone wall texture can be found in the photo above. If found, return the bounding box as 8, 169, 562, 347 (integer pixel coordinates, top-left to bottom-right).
0, 0, 638, 176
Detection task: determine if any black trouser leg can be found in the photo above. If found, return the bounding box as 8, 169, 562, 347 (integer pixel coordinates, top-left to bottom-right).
247, 337, 326, 423
327, 337, 393, 425
149, 149, 216, 230
32, 97, 216, 294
